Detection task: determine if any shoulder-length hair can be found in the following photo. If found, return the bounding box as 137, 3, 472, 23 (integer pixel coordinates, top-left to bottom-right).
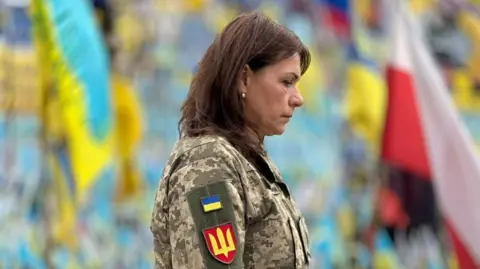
179, 11, 311, 158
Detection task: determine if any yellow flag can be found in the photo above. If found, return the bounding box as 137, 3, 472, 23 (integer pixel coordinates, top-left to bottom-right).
31, 1, 76, 249
111, 73, 144, 201
346, 5, 386, 152
458, 10, 480, 80
111, 73, 143, 158
454, 10, 480, 112
298, 49, 323, 114
344, 60, 386, 152
116, 13, 144, 56
409, 0, 437, 15
451, 68, 480, 111
184, 0, 208, 12
337, 204, 355, 240
372, 253, 404, 269
352, 0, 373, 23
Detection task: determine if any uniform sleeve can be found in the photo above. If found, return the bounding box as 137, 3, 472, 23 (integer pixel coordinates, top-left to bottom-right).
160, 148, 246, 269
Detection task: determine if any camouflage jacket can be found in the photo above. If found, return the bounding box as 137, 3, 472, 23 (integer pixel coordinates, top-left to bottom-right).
151, 135, 311, 269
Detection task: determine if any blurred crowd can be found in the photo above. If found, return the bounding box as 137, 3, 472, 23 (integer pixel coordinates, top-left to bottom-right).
1, 0, 480, 268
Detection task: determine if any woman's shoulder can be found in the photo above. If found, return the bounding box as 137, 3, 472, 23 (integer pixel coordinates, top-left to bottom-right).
175, 135, 236, 159
164, 135, 244, 173
160, 135, 251, 191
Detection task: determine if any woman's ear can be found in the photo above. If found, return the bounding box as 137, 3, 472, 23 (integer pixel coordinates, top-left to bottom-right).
244, 65, 254, 85
238, 65, 252, 95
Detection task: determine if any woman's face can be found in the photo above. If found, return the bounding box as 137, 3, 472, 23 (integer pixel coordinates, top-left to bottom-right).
241, 53, 304, 137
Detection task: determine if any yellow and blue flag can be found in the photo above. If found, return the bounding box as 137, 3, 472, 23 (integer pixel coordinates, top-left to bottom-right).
454, 9, 480, 112
343, 43, 386, 152
31, 0, 115, 204
91, 0, 145, 202
31, 0, 115, 252
201, 195, 222, 212
343, 0, 386, 153
372, 230, 404, 269
319, 0, 351, 39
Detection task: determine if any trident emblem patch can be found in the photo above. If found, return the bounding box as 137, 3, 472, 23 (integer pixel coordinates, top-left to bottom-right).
202, 222, 237, 264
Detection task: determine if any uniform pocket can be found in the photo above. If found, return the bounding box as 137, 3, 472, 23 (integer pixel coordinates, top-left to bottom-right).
287, 217, 312, 268
297, 217, 311, 264
287, 218, 299, 268
244, 170, 274, 223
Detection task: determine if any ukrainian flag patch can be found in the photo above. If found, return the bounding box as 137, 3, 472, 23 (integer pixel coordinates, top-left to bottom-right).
201, 194, 222, 212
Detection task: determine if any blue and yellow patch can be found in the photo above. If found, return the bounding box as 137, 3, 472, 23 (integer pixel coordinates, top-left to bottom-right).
201, 195, 222, 212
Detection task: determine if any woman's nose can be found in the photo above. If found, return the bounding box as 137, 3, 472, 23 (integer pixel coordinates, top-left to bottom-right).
289, 88, 304, 108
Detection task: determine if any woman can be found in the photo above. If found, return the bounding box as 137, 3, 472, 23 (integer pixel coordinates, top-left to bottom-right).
151, 11, 311, 269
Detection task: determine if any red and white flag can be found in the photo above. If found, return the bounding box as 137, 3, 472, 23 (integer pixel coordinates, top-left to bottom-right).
381, 1, 480, 268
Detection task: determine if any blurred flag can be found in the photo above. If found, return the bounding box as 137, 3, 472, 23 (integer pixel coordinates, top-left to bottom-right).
380, 167, 439, 241
183, 0, 208, 12
298, 48, 324, 114
343, 0, 386, 152
31, 0, 115, 202
381, 2, 480, 268
343, 44, 386, 151
409, 0, 437, 15
317, 0, 351, 39
454, 9, 480, 111
351, 0, 383, 31
350, 0, 384, 30
111, 74, 144, 201
352, 0, 373, 23
31, 0, 115, 247
48, 148, 78, 249
372, 229, 404, 269
377, 186, 409, 229
92, 0, 145, 201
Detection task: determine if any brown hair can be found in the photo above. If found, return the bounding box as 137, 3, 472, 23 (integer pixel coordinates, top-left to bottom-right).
179, 11, 311, 158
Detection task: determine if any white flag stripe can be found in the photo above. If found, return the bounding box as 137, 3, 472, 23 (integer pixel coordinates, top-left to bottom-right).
398, 4, 480, 263
389, 0, 413, 73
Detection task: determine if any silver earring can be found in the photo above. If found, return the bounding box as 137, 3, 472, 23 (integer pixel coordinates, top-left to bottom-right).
241, 92, 246, 99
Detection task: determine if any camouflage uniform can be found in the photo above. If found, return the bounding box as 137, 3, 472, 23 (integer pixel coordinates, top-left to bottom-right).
151, 135, 311, 269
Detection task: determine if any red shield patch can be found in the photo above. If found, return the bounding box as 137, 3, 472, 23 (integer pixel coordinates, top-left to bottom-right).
202, 222, 237, 264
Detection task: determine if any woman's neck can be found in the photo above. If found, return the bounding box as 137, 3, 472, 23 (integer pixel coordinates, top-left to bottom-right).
246, 126, 264, 146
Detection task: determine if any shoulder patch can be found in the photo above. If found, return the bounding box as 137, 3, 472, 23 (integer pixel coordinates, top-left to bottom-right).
201, 194, 223, 212
203, 222, 237, 264
187, 181, 242, 268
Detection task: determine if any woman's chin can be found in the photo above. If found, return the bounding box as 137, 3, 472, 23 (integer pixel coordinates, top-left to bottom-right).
267, 124, 287, 136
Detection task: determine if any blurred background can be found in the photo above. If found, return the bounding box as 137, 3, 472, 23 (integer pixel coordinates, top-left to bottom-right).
1, 0, 480, 268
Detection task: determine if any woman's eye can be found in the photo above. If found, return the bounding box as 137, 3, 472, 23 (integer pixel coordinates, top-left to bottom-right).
283, 80, 294, 87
